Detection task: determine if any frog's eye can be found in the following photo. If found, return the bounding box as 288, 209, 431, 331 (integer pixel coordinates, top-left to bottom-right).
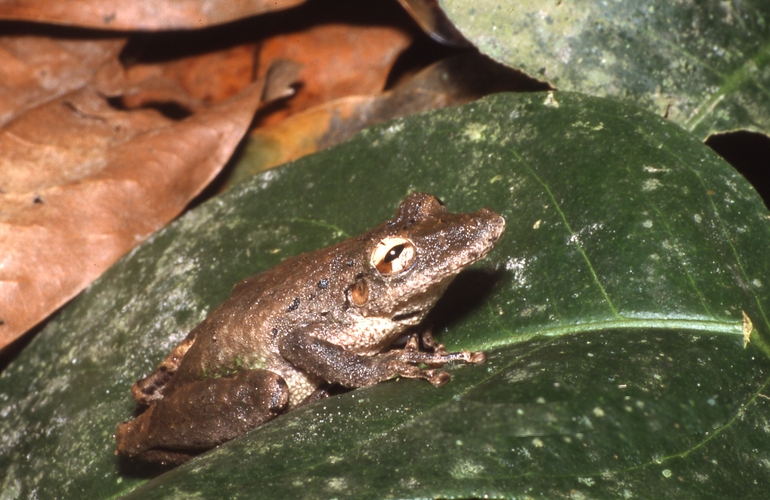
371, 237, 416, 275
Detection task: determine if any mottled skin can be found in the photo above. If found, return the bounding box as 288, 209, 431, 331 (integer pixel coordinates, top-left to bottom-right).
116, 193, 505, 465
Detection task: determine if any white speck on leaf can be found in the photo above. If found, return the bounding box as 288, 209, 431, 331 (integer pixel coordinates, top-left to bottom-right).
257, 168, 281, 191
543, 91, 559, 108
506, 257, 528, 287
450, 459, 485, 478
642, 178, 661, 191
383, 122, 404, 139
568, 222, 604, 245
520, 304, 547, 317
463, 123, 487, 141
326, 477, 347, 490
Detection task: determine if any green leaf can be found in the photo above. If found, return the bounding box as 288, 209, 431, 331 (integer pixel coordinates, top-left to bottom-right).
1, 92, 769, 499
440, 0, 770, 138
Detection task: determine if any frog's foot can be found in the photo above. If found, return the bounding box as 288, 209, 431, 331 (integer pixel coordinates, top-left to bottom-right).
391, 333, 486, 386
401, 333, 486, 366
116, 369, 289, 465
385, 359, 453, 387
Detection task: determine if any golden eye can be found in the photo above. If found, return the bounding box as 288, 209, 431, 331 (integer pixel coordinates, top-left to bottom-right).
371, 237, 416, 275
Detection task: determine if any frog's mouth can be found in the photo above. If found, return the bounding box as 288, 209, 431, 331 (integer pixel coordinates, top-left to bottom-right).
392, 310, 423, 323
389, 276, 457, 326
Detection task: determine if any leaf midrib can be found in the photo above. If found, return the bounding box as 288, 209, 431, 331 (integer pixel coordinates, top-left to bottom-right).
479, 316, 743, 353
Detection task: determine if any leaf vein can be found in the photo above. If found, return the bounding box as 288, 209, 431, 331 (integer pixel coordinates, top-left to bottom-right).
513, 152, 621, 319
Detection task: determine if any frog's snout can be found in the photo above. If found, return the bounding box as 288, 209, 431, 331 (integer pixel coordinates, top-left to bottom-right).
477, 208, 506, 244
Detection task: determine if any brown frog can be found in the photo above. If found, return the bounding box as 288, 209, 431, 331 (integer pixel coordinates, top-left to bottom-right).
115, 193, 505, 465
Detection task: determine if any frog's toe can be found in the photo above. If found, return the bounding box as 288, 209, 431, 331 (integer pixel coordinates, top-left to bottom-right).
427, 370, 451, 387
470, 351, 487, 364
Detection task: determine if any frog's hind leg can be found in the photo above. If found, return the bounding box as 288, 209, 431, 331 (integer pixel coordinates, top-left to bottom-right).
117, 369, 289, 465
131, 330, 199, 406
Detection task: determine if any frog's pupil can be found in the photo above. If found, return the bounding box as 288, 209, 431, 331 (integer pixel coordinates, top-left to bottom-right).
384, 244, 404, 263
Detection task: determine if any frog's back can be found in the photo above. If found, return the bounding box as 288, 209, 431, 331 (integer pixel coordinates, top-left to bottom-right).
167, 243, 358, 391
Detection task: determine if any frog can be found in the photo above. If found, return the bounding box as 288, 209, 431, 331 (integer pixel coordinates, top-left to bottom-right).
115, 192, 505, 465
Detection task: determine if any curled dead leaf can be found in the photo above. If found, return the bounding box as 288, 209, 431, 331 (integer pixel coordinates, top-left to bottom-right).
395, 0, 469, 46
255, 23, 412, 126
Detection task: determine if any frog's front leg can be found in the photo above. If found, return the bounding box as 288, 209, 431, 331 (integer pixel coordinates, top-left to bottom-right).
278, 329, 485, 389
116, 369, 289, 465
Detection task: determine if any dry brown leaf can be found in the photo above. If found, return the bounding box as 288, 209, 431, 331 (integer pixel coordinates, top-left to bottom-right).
122, 43, 260, 106
228, 52, 547, 184
0, 35, 125, 126
0, 41, 268, 349
255, 23, 412, 126
0, 0, 305, 30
